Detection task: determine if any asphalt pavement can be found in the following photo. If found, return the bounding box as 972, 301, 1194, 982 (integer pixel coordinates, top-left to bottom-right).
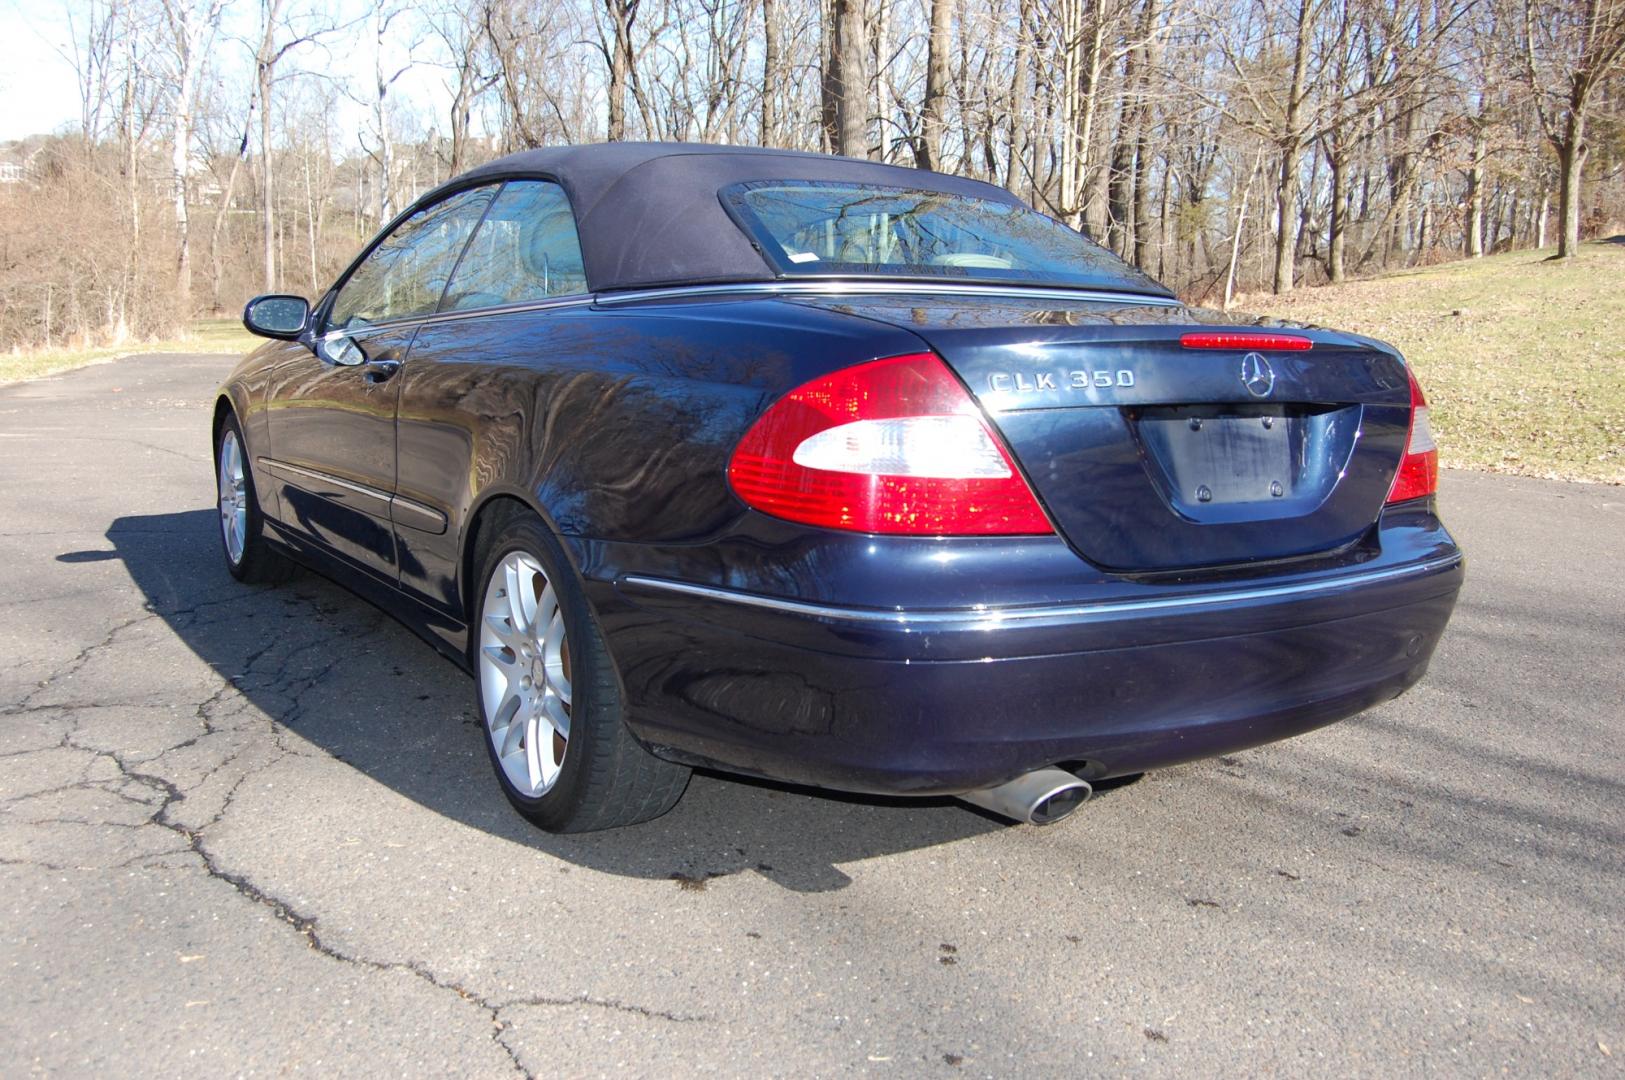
1, 352, 1620, 1077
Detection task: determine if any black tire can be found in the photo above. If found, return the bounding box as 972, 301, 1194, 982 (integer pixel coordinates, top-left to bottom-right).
215, 412, 295, 585
471, 511, 690, 832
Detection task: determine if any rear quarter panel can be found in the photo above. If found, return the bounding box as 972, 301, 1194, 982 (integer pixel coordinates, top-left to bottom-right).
392, 297, 926, 615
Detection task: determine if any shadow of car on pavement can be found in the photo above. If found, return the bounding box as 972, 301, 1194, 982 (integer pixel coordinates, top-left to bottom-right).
91, 509, 1140, 892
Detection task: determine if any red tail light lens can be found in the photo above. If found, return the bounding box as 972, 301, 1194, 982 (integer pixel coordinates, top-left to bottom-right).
1387, 369, 1438, 504
1180, 331, 1313, 351
727, 353, 1053, 535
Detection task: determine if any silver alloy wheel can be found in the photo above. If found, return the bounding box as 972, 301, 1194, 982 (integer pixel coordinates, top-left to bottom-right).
479, 550, 573, 797
218, 429, 247, 565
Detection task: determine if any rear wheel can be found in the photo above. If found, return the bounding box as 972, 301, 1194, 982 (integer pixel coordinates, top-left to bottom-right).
472, 512, 689, 832
215, 413, 294, 584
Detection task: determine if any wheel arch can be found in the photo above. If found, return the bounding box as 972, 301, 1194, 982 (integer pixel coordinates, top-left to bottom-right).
458, 487, 566, 631
211, 393, 235, 446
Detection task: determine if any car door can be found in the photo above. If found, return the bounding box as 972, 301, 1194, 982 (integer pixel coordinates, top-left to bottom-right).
391, 180, 591, 615
263, 185, 496, 580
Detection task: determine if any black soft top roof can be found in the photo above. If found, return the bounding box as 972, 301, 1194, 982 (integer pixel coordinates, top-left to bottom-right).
435, 142, 1028, 293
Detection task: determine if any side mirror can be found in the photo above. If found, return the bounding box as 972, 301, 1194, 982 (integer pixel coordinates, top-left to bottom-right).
243, 294, 310, 340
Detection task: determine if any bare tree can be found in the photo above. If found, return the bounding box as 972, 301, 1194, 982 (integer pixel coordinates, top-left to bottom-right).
827, 0, 873, 156
1516, 0, 1625, 258
355, 1, 424, 223
919, 0, 951, 168
761, 0, 781, 143
429, 0, 498, 173
601, 0, 641, 140
159, 0, 225, 311
248, 0, 342, 291
11, 0, 1625, 358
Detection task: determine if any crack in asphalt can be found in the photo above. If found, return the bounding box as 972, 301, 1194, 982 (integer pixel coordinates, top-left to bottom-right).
1, 609, 162, 717
7, 694, 550, 1077
2, 579, 706, 1079
498, 993, 710, 1025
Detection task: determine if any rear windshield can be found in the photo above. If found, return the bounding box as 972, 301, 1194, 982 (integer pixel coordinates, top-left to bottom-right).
722, 180, 1169, 295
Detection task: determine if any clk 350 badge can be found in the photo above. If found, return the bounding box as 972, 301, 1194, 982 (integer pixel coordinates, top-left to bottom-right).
988, 369, 1136, 393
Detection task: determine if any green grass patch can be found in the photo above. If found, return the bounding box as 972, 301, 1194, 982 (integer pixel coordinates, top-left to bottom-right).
1245, 241, 1625, 484
0, 317, 258, 387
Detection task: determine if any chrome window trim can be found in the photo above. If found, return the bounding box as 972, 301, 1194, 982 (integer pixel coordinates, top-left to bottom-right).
319, 292, 596, 343
594, 280, 1182, 308
312, 280, 1175, 343
619, 553, 1463, 628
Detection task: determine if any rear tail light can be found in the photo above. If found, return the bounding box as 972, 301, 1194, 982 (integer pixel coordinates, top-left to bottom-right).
1386, 368, 1438, 504
727, 353, 1053, 535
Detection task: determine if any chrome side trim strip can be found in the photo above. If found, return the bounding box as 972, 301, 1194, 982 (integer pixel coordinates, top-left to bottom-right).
260, 458, 393, 515
620, 553, 1462, 627
261, 458, 388, 499
391, 494, 449, 535
594, 281, 1182, 309
262, 457, 451, 534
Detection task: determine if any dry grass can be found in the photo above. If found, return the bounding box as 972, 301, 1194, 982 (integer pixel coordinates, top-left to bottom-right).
1243, 240, 1625, 485
0, 317, 257, 387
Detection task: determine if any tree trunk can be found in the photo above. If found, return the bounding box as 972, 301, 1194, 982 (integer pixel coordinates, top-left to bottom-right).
1554, 112, 1586, 259
1226, 153, 1262, 310
1327, 140, 1348, 284
1106, 37, 1139, 253
873, 0, 890, 160
1465, 128, 1485, 257
1004, 0, 1032, 198
1271, 0, 1314, 295
831, 0, 870, 157
1131, 111, 1152, 269
761, 0, 778, 145
1154, 151, 1171, 278
919, 0, 950, 169
209, 121, 249, 313
1106, 118, 1132, 255
164, 0, 221, 316
259, 60, 275, 292
1271, 144, 1300, 294
1059, 0, 1106, 231
820, 0, 838, 152
606, 0, 637, 141
1131, 0, 1157, 270
172, 108, 193, 312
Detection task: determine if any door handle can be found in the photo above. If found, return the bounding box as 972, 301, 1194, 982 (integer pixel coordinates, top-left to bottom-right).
364, 358, 401, 384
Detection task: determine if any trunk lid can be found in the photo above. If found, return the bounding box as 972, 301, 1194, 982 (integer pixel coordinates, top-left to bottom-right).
792, 293, 1413, 571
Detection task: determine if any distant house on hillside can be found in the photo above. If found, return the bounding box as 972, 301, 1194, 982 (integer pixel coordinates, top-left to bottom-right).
0, 142, 44, 184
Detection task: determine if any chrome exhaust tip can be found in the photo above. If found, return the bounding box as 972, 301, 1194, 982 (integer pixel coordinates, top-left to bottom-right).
958, 767, 1093, 825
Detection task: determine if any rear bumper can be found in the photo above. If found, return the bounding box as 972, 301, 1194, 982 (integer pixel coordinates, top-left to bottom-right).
583, 534, 1464, 795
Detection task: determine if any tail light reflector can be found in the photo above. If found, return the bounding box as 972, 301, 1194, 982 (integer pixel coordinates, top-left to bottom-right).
1180, 331, 1313, 351
727, 353, 1053, 535
1386, 368, 1438, 504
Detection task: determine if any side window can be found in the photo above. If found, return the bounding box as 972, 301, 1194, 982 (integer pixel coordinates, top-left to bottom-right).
441, 181, 587, 312
328, 186, 495, 331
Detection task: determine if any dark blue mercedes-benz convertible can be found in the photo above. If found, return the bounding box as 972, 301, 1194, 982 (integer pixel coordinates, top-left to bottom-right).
216, 142, 1462, 832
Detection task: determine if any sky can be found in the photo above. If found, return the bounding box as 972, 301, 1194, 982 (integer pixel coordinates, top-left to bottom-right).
0, 4, 85, 141
0, 0, 467, 146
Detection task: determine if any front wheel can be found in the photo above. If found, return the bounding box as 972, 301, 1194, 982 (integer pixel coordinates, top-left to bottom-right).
215, 413, 293, 584
473, 512, 689, 832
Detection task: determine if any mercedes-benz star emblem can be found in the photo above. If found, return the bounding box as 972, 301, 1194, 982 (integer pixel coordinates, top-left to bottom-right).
1240, 351, 1275, 398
